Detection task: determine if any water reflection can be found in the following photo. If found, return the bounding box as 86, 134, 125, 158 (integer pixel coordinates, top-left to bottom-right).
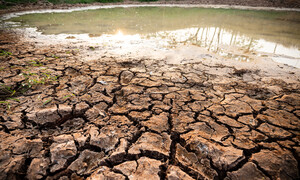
4, 7, 300, 67
148, 26, 299, 66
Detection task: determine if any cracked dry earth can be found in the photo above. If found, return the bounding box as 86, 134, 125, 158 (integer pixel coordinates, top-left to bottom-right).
0, 31, 300, 180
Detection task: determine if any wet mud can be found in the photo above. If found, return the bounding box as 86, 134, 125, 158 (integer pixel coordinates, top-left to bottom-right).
0, 27, 299, 180
0, 0, 299, 16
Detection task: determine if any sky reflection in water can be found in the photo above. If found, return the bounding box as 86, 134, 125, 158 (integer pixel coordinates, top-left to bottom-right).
6, 7, 300, 68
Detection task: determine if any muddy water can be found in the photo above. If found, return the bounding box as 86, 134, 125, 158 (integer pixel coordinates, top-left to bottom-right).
5, 6, 300, 67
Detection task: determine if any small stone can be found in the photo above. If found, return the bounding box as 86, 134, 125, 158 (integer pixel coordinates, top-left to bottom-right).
120, 70, 134, 85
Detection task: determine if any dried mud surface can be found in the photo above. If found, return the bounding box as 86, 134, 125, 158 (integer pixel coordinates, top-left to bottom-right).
0, 30, 299, 180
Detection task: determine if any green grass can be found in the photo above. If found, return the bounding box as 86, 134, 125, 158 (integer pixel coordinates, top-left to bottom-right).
47, 0, 122, 4
2, 0, 37, 3
21, 71, 58, 88
0, 5, 8, 9
1, 0, 37, 6
0, 50, 12, 56
137, 0, 158, 1
0, 60, 58, 102
0, 101, 11, 110
43, 98, 52, 105
0, 0, 122, 6
0, 98, 20, 110
28, 60, 43, 67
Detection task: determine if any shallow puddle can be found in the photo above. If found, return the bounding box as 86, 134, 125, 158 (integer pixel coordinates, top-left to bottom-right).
3, 6, 300, 67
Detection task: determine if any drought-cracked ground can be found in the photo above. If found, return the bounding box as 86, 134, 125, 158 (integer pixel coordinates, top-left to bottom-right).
0, 31, 299, 180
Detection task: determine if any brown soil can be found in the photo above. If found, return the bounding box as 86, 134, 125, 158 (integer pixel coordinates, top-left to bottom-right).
0, 23, 299, 180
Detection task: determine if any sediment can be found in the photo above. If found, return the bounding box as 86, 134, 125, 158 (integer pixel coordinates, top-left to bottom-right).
0, 13, 299, 180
